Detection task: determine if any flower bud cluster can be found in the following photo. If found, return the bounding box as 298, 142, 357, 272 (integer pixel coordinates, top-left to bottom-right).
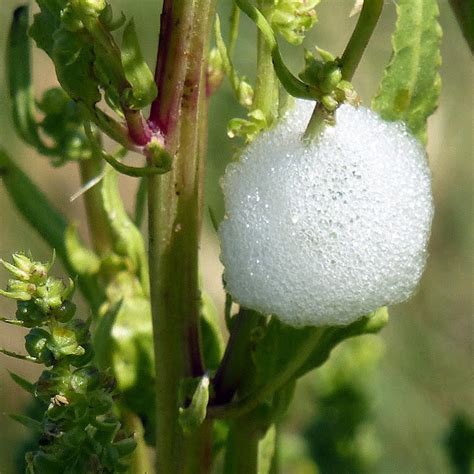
0, 253, 135, 472
300, 49, 359, 112
267, 0, 320, 45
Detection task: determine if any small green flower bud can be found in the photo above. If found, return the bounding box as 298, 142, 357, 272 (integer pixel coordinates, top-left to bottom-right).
52, 300, 76, 323
88, 390, 114, 415
36, 367, 71, 401
238, 80, 254, 108
16, 301, 48, 327
71, 366, 101, 393
35, 277, 67, 310
321, 64, 342, 94
38, 88, 70, 115
5, 279, 35, 300
25, 328, 54, 365
72, 0, 107, 16
48, 326, 84, 359
60, 5, 84, 31
322, 94, 338, 111
69, 343, 95, 367
66, 319, 91, 345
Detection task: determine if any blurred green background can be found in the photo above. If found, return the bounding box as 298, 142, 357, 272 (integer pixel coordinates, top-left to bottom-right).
0, 1, 472, 473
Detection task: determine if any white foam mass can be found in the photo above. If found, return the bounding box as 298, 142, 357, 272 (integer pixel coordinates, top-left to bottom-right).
219, 101, 434, 327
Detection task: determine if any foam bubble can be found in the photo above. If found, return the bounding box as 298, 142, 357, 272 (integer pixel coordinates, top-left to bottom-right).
219, 101, 434, 327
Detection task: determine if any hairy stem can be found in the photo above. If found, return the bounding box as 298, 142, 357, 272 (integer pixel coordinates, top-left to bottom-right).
340, 0, 384, 81
147, 1, 216, 471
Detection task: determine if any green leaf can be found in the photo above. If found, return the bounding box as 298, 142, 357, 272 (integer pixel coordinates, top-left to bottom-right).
8, 371, 35, 394
371, 0, 442, 144
65, 224, 101, 276
295, 307, 389, 378
257, 423, 276, 474
29, 1, 61, 58
94, 294, 155, 441
7, 7, 44, 150
0, 150, 104, 312
250, 308, 388, 393
120, 19, 157, 109
101, 167, 149, 291
200, 292, 225, 371
179, 374, 210, 435
52, 29, 101, 107
9, 414, 43, 433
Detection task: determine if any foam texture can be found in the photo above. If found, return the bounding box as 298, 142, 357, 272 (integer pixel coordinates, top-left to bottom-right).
219, 101, 434, 327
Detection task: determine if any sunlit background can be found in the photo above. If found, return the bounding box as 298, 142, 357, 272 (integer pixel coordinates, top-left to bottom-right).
0, 1, 472, 472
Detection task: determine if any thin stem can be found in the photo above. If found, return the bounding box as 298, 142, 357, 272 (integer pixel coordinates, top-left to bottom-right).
0, 348, 40, 363
147, 1, 216, 471
305, 0, 383, 141
303, 101, 333, 141
340, 0, 384, 81
208, 328, 324, 419
228, 5, 241, 58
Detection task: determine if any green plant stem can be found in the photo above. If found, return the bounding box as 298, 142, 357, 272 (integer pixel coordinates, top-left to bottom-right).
79, 157, 113, 256
228, 5, 241, 58
147, 1, 216, 472
303, 101, 333, 141
213, 309, 262, 404
208, 328, 325, 419
340, 0, 384, 81
181, 420, 213, 474
224, 415, 261, 474
253, 1, 279, 123
305, 0, 383, 140
235, 0, 315, 99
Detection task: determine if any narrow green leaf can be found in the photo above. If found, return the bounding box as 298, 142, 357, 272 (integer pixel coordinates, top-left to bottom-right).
0, 150, 104, 311
29, 1, 61, 58
200, 292, 225, 371
101, 167, 149, 291
179, 374, 210, 434
295, 307, 389, 378
134, 177, 147, 227
52, 29, 101, 107
9, 371, 35, 395
372, 0, 442, 144
121, 19, 157, 109
65, 224, 101, 276
7, 7, 46, 151
9, 414, 42, 433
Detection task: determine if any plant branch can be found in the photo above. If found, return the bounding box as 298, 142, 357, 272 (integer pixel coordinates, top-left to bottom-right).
208, 328, 325, 419
340, 0, 384, 81
212, 309, 262, 405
